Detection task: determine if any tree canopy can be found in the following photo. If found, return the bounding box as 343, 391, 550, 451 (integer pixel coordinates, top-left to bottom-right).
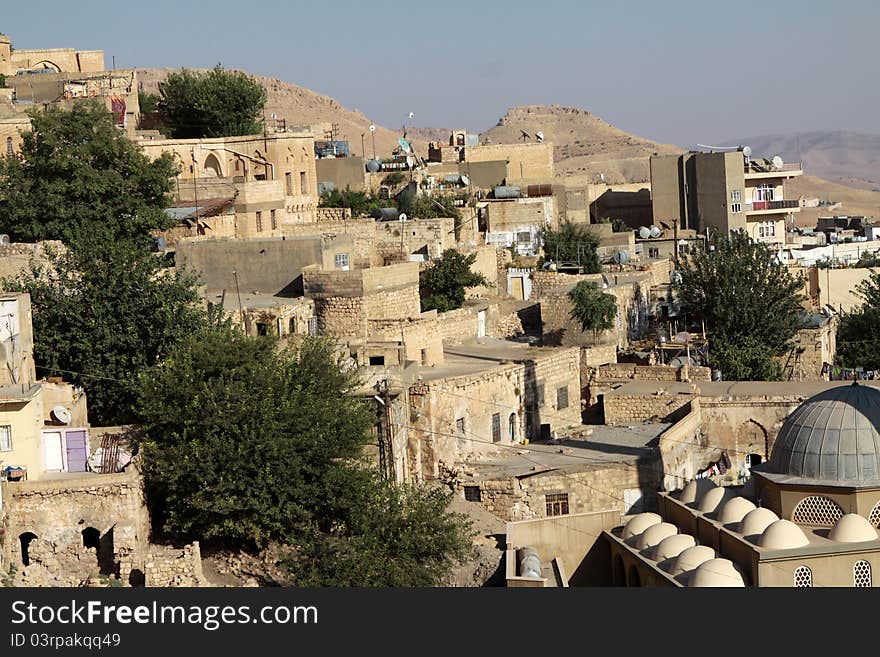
0, 100, 178, 243
674, 230, 805, 380
318, 188, 384, 217
134, 325, 474, 584
568, 281, 617, 344
419, 249, 489, 313
158, 66, 267, 139
836, 269, 880, 370
541, 221, 602, 273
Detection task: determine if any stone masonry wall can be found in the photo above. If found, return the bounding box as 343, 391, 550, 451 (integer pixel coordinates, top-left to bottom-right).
144, 542, 207, 587
603, 389, 696, 425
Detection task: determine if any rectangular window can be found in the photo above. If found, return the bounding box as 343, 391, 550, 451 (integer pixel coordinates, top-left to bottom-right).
307, 317, 318, 336
256, 211, 263, 232
286, 172, 293, 196
516, 231, 531, 245
731, 203, 742, 213
270, 209, 277, 230
648, 247, 660, 258
537, 382, 545, 406
420, 348, 428, 366
300, 171, 307, 195
557, 386, 569, 410
730, 189, 742, 202
0, 425, 11, 451
456, 418, 465, 435
464, 486, 482, 502
491, 413, 501, 443
334, 253, 350, 270
546, 493, 569, 517
368, 355, 385, 366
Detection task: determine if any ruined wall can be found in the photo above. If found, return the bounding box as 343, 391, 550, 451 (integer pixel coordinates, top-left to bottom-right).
594, 363, 712, 383
603, 388, 696, 425
0, 241, 65, 282
144, 543, 206, 587
314, 207, 353, 222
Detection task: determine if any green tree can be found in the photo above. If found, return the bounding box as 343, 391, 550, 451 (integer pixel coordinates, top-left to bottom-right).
3, 229, 206, 425
674, 230, 805, 380
0, 100, 178, 243
568, 281, 617, 344
158, 65, 267, 139
138, 90, 159, 114
541, 221, 602, 273
836, 269, 880, 369
599, 217, 630, 233
318, 188, 383, 217
135, 326, 474, 584
419, 249, 489, 313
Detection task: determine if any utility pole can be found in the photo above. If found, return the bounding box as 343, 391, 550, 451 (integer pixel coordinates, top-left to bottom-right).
376, 379, 393, 481
191, 149, 198, 217
232, 270, 244, 329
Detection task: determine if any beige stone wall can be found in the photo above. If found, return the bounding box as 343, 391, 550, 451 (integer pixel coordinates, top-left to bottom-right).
484, 196, 555, 232
594, 363, 712, 383
466, 142, 554, 184
603, 389, 696, 425
144, 542, 206, 587
10, 48, 104, 74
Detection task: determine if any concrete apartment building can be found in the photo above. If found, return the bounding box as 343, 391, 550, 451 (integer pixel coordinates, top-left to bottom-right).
650, 150, 802, 245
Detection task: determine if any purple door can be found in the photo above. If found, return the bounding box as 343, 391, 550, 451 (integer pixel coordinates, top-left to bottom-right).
65, 430, 88, 472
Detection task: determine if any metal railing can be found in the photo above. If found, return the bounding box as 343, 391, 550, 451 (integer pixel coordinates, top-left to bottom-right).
747, 199, 800, 211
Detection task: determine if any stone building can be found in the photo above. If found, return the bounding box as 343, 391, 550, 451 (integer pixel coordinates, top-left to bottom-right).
0, 33, 104, 77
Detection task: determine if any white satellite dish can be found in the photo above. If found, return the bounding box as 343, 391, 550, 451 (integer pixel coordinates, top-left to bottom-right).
406, 155, 415, 169
649, 226, 662, 238
271, 113, 277, 120
639, 227, 652, 239
51, 405, 72, 425
536, 131, 545, 143
741, 145, 752, 158
0, 234, 9, 245
460, 174, 470, 186
369, 124, 376, 133
408, 111, 414, 119
399, 213, 407, 222
772, 155, 784, 170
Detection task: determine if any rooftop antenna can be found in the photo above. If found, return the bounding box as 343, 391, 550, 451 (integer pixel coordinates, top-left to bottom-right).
520, 129, 531, 141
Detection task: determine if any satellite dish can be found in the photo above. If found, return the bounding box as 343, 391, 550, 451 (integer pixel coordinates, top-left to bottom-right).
741, 146, 752, 158
398, 137, 412, 153
649, 226, 662, 238
271, 113, 277, 120
408, 111, 415, 119
366, 159, 381, 173
369, 124, 376, 133
51, 405, 72, 425
406, 155, 415, 169
460, 174, 470, 186
0, 234, 9, 245
772, 155, 784, 170
520, 129, 531, 140
399, 213, 407, 222
536, 131, 545, 143
639, 227, 652, 239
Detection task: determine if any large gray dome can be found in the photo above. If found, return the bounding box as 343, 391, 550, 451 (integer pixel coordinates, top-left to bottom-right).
769, 383, 880, 483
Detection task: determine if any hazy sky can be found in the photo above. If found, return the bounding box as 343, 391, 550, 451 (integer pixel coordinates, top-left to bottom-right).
4, 0, 878, 146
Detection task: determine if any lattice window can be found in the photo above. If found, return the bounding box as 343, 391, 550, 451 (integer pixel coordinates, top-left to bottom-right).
854, 560, 872, 588
794, 565, 812, 588
464, 486, 481, 503
546, 493, 569, 517
791, 496, 844, 527
869, 501, 880, 528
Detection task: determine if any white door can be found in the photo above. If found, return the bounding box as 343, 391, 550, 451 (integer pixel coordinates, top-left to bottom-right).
43, 431, 64, 471
477, 310, 486, 338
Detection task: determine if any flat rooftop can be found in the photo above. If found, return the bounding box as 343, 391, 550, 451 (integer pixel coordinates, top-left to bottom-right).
207, 290, 308, 312
462, 423, 667, 480
605, 380, 880, 399
417, 338, 571, 383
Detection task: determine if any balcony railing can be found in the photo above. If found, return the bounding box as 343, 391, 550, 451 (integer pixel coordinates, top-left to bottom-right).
744, 161, 803, 174
747, 199, 800, 211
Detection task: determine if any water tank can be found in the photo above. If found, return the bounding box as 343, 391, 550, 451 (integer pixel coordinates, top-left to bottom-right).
649, 226, 662, 238
613, 250, 630, 264
639, 227, 652, 239
494, 185, 521, 199
371, 207, 399, 222
366, 159, 382, 173
526, 183, 552, 197
517, 546, 541, 579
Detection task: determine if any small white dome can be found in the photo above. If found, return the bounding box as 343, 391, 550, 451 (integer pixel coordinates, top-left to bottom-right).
679, 478, 717, 504
652, 534, 696, 562
737, 507, 780, 537
670, 545, 716, 577
698, 486, 735, 514
759, 519, 809, 550
688, 558, 746, 587
622, 513, 662, 540
717, 497, 757, 525
636, 523, 677, 551
828, 513, 879, 543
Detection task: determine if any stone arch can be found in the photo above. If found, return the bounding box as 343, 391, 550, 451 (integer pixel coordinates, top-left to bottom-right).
33, 60, 61, 72
19, 532, 38, 566
627, 564, 641, 587
612, 553, 625, 586
82, 527, 100, 550
203, 152, 223, 178
737, 418, 769, 461
791, 495, 844, 526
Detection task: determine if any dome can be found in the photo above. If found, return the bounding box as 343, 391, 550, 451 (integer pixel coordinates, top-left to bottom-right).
737, 507, 780, 537
652, 534, 696, 563
636, 523, 677, 551
698, 486, 735, 514
769, 382, 880, 483
828, 513, 879, 543
688, 558, 746, 587
621, 513, 662, 540
670, 545, 716, 577
678, 478, 717, 504
717, 497, 757, 525
759, 519, 809, 550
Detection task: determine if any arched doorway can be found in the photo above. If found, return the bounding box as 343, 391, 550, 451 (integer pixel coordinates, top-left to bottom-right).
203, 153, 223, 178
627, 565, 641, 587
82, 527, 100, 550
19, 532, 37, 566
33, 60, 61, 72
508, 413, 517, 442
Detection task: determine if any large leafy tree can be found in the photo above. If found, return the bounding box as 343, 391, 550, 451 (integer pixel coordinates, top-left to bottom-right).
836, 270, 880, 369
674, 230, 805, 380
568, 281, 617, 344
158, 66, 267, 139
3, 229, 206, 425
135, 326, 474, 584
0, 100, 178, 243
541, 221, 601, 273
419, 249, 489, 313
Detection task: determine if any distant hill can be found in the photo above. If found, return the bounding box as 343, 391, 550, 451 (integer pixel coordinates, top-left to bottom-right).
728, 131, 880, 189
479, 105, 683, 184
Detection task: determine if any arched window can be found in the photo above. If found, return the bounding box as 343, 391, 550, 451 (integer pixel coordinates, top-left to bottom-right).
82, 527, 100, 550
794, 565, 812, 588
791, 496, 844, 527
869, 500, 880, 528
854, 560, 872, 588
627, 565, 641, 587
508, 413, 516, 442
19, 532, 38, 566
